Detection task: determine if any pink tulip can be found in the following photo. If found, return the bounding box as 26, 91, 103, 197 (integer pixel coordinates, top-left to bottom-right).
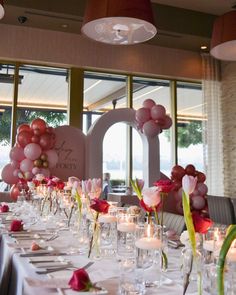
182, 175, 197, 195
142, 187, 161, 207
137, 179, 144, 191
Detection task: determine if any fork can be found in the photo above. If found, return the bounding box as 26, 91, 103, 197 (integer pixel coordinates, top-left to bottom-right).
45, 234, 59, 242
36, 261, 94, 275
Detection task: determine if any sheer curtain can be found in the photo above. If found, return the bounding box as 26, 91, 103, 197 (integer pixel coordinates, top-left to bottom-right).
202, 53, 224, 195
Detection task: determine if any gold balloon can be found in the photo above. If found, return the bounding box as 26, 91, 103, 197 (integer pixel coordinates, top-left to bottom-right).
40, 153, 48, 161
42, 161, 48, 168
34, 159, 43, 167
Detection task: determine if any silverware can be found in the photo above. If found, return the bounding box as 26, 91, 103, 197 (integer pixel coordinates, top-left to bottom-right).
29, 260, 58, 264
36, 261, 94, 275
20, 252, 68, 257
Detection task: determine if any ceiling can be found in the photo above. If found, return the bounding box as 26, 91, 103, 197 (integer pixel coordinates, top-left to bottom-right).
1, 0, 235, 52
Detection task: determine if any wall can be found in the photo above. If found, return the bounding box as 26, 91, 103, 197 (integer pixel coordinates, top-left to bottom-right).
221, 61, 236, 197
0, 23, 202, 80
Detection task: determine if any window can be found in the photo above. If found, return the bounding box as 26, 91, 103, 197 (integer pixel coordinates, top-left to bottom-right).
177, 82, 204, 171
0, 64, 15, 178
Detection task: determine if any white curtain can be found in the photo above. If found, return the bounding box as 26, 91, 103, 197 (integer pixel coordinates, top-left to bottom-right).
202, 54, 224, 195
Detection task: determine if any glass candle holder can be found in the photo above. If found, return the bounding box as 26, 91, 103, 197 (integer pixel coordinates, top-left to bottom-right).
117, 211, 137, 259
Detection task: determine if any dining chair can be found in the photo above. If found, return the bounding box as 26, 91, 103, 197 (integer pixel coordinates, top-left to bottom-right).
230, 198, 236, 221
207, 195, 235, 225
162, 212, 186, 236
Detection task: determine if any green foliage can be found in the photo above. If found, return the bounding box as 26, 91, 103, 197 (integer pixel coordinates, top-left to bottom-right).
0, 108, 66, 144
165, 121, 203, 148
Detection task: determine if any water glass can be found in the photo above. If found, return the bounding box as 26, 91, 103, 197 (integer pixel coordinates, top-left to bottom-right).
118, 258, 145, 295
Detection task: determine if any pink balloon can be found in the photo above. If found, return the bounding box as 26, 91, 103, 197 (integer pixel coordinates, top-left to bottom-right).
10, 146, 25, 162
40, 168, 50, 177
1, 164, 19, 184
46, 149, 59, 168
142, 120, 160, 137
13, 169, 20, 177
20, 158, 34, 173
150, 105, 166, 120
192, 196, 206, 210
32, 167, 40, 175
161, 116, 173, 129
135, 108, 151, 123
11, 160, 20, 169
142, 99, 156, 109
24, 143, 42, 160
196, 183, 208, 196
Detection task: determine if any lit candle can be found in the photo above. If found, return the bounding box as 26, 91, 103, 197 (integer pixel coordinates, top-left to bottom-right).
117, 222, 136, 232
99, 214, 117, 223
135, 224, 162, 250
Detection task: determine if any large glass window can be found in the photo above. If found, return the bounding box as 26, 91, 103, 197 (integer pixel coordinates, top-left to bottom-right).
0, 64, 15, 181
132, 77, 172, 178
16, 65, 68, 128
177, 82, 204, 171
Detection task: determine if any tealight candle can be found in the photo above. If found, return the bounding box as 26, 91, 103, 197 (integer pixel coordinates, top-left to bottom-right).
99, 214, 117, 223
117, 222, 136, 232
203, 240, 215, 252
135, 237, 162, 250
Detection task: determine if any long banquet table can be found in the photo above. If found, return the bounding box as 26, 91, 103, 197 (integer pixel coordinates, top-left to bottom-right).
0, 207, 200, 295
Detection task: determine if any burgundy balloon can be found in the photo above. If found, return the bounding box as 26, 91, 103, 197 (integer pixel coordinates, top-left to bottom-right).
10, 184, 20, 201
191, 196, 206, 210
31, 118, 47, 135
185, 164, 196, 176
150, 104, 166, 120
161, 116, 173, 129
17, 130, 32, 148
135, 108, 151, 123
197, 183, 208, 196
172, 180, 182, 191
176, 200, 184, 215
196, 171, 206, 183
10, 146, 25, 162
31, 135, 40, 143
142, 99, 156, 109
39, 133, 53, 150
171, 165, 185, 181
1, 164, 19, 184
17, 124, 31, 134
142, 120, 160, 137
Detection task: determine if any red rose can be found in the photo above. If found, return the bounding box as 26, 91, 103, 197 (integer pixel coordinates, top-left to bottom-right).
10, 220, 23, 232
0, 204, 9, 213
140, 199, 162, 213
68, 268, 92, 291
192, 211, 213, 234
57, 181, 65, 190
90, 199, 110, 214
154, 180, 174, 193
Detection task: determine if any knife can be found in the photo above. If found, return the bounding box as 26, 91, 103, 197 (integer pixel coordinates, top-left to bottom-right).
20, 252, 68, 257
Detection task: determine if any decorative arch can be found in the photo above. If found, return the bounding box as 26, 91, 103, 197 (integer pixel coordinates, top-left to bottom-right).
85, 108, 160, 186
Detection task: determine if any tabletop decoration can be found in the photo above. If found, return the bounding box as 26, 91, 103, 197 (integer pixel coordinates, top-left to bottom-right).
10, 219, 23, 231
68, 268, 92, 291
88, 199, 110, 258
217, 225, 236, 295
0, 203, 9, 213
1, 118, 59, 201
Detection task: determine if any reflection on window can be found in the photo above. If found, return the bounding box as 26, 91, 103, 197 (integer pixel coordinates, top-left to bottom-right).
0, 64, 15, 180
132, 128, 143, 179
103, 123, 127, 184
177, 82, 204, 171
132, 77, 172, 177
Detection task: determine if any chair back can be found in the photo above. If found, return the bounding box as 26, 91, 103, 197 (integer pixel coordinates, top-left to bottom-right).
207, 195, 235, 225
162, 212, 185, 236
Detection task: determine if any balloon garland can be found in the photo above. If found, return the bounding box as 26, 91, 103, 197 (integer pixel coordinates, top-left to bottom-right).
1, 118, 59, 200
171, 164, 209, 216
135, 98, 173, 137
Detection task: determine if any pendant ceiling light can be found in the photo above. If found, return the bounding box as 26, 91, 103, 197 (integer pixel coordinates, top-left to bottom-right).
210, 11, 236, 61
81, 0, 157, 45
0, 0, 4, 20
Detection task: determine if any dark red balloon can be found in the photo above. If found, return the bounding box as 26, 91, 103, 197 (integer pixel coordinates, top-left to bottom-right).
16, 130, 33, 148
196, 171, 206, 183
10, 184, 20, 201
39, 133, 52, 150
185, 164, 196, 176
17, 124, 31, 134
171, 165, 185, 181
172, 180, 182, 191
31, 118, 47, 135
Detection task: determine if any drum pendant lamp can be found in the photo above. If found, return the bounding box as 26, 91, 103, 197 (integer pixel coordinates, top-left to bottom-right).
81, 0, 157, 45
210, 11, 236, 61
0, 0, 5, 20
